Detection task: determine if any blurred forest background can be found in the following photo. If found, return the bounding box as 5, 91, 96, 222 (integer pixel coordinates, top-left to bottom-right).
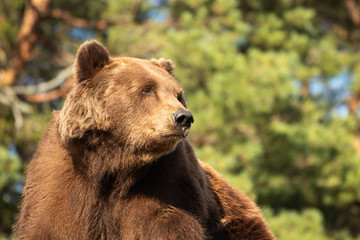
1, 0, 360, 239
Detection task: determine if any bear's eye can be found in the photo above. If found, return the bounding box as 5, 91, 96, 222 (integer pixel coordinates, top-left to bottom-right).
142, 88, 152, 95
177, 93, 183, 102
177, 92, 186, 107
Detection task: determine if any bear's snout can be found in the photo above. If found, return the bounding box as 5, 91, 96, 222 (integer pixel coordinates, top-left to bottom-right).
172, 109, 194, 132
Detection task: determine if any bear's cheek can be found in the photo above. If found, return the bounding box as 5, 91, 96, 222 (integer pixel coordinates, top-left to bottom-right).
139, 110, 180, 137
129, 114, 181, 149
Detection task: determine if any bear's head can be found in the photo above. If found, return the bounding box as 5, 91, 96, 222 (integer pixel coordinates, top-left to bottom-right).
59, 41, 194, 161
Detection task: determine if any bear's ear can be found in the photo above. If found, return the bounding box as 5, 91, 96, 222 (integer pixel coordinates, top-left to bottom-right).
150, 58, 174, 75
75, 40, 110, 82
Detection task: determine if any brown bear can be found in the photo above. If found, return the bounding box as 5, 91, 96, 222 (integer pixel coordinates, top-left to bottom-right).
14, 41, 275, 240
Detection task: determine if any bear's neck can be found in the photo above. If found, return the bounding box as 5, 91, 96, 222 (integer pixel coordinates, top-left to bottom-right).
67, 136, 188, 199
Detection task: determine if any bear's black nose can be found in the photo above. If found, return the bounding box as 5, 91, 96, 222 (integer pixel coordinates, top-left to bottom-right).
173, 109, 194, 129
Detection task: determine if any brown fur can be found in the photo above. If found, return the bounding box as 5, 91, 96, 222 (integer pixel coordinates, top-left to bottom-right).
14, 41, 275, 240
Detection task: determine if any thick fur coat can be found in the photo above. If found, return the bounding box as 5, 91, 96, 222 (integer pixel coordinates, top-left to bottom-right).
14, 41, 275, 240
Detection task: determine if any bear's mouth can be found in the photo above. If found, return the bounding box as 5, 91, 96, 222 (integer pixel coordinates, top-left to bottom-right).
181, 127, 191, 138
163, 133, 186, 139
162, 128, 190, 139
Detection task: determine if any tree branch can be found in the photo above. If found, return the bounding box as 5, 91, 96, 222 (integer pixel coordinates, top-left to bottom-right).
0, 88, 32, 129
347, 95, 360, 114
0, 65, 74, 129
44, 8, 115, 30
12, 66, 73, 95
25, 75, 74, 103
0, 0, 50, 86
344, 0, 360, 26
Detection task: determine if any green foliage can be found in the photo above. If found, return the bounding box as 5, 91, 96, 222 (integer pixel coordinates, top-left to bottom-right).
0, 146, 21, 237
0, 146, 20, 192
0, 0, 25, 64
50, 0, 107, 20
265, 207, 360, 240
265, 208, 331, 240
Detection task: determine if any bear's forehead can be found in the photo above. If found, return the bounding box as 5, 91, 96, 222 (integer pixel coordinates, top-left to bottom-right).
104, 57, 181, 90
